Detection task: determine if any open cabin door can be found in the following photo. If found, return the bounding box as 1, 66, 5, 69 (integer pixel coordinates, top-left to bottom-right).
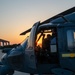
35, 25, 59, 64
34, 25, 59, 73
25, 22, 40, 69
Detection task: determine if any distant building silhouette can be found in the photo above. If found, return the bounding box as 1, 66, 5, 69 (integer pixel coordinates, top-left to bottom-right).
0, 39, 10, 46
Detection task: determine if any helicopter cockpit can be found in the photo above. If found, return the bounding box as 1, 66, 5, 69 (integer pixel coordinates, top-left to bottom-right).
35, 23, 59, 64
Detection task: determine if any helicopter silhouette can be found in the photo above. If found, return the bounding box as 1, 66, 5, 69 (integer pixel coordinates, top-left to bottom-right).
0, 7, 75, 75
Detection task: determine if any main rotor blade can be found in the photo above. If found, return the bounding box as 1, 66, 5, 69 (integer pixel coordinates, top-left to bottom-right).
20, 28, 31, 35
40, 7, 75, 25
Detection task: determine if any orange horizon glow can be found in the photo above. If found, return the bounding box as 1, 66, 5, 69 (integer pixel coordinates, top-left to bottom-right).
0, 33, 29, 45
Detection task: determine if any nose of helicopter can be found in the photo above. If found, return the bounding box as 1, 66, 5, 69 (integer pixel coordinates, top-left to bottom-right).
7, 46, 24, 66
8, 49, 22, 57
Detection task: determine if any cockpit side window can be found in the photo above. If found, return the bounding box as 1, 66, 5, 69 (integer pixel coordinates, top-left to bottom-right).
67, 30, 75, 51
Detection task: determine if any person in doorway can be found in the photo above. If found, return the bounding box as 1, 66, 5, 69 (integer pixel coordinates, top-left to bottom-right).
43, 34, 51, 53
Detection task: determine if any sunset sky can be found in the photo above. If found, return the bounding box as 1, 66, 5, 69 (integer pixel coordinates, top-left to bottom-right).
0, 0, 75, 44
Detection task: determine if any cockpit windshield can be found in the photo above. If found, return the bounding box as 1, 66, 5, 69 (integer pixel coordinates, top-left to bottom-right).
21, 36, 28, 49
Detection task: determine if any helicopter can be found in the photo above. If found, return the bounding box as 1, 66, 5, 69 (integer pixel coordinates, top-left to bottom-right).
0, 7, 75, 75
